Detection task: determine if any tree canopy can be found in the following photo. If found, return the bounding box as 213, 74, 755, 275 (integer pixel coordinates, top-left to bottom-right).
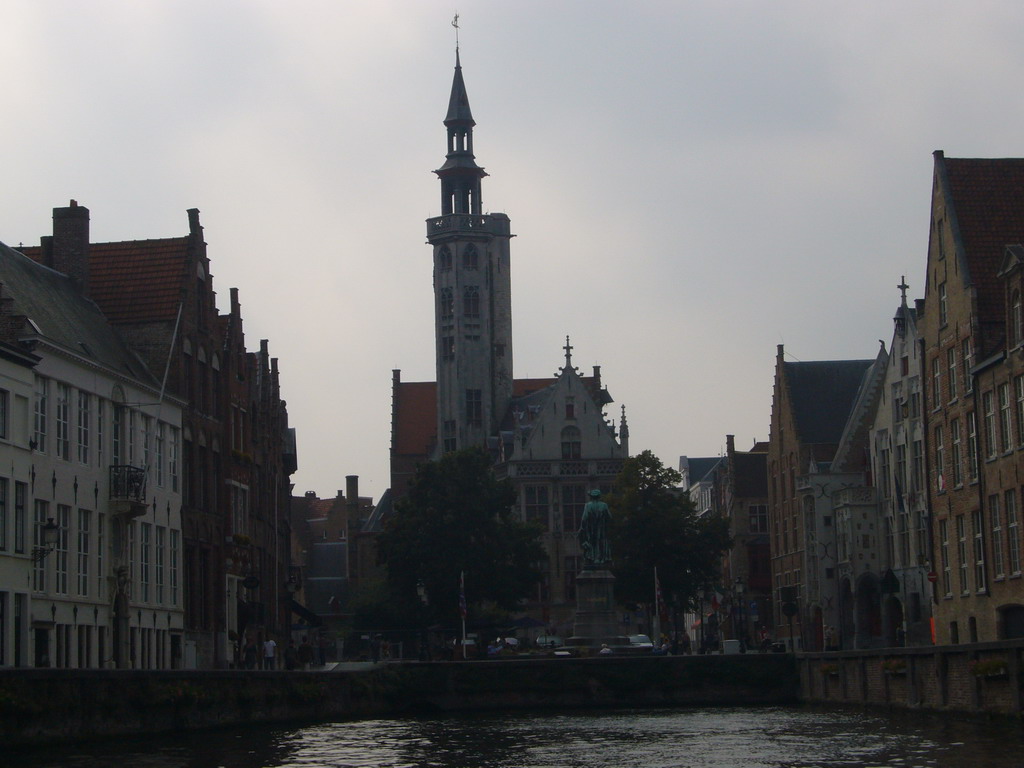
609, 450, 732, 611
376, 448, 545, 628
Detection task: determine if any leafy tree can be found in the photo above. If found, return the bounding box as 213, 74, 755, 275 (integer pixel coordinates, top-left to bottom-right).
376, 448, 545, 628
609, 450, 732, 615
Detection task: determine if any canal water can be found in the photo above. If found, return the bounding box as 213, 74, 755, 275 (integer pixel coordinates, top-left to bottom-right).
8, 706, 1023, 768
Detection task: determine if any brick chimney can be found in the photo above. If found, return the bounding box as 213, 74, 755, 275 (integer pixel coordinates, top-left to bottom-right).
52, 200, 90, 295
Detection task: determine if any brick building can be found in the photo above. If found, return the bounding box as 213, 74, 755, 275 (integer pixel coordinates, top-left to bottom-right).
20, 203, 296, 667
919, 152, 1024, 644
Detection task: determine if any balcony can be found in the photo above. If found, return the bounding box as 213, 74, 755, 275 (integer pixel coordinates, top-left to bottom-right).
426, 214, 512, 239
109, 465, 148, 518
501, 458, 625, 480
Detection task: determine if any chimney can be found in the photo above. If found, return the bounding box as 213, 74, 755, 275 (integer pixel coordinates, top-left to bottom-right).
52, 200, 90, 294
346, 475, 359, 505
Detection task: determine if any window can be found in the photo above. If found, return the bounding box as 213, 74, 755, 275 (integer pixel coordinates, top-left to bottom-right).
1000, 383, 1013, 452
442, 420, 457, 453
879, 447, 891, 500
77, 509, 90, 597
0, 478, 6, 551
932, 358, 941, 410
462, 244, 478, 270
463, 286, 480, 319
983, 392, 996, 458
940, 519, 951, 596
156, 526, 165, 604
951, 418, 962, 487
141, 523, 151, 603
899, 506, 910, 566
967, 412, 979, 481
963, 338, 973, 392
948, 347, 957, 400
96, 399, 105, 465
911, 439, 924, 491
565, 397, 575, 420
560, 426, 581, 460
466, 389, 482, 426
170, 529, 179, 606
14, 483, 25, 554
973, 509, 987, 593
957, 515, 969, 594
1017, 376, 1024, 448
1009, 490, 1021, 575
97, 513, 105, 600
939, 281, 948, 325
56, 383, 70, 460
77, 391, 90, 464
33, 501, 48, 592
561, 484, 587, 531
437, 246, 452, 271
524, 486, 550, 531
169, 427, 179, 493
440, 336, 454, 361
33, 375, 47, 453
0, 389, 8, 440
156, 423, 165, 487
935, 426, 945, 492
1013, 291, 1023, 347
749, 504, 769, 534
991, 494, 1005, 579
895, 444, 907, 494
439, 287, 454, 318
142, 415, 153, 472
56, 504, 70, 595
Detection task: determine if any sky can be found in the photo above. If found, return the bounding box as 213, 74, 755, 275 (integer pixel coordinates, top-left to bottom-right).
5, 1, 1024, 501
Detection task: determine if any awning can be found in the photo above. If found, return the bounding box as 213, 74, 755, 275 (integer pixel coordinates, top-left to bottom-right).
289, 599, 323, 627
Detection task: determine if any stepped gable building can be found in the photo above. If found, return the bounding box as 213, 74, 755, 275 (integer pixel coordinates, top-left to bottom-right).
768, 344, 880, 650
390, 51, 628, 633
20, 202, 296, 668
0, 237, 184, 669
920, 152, 1024, 644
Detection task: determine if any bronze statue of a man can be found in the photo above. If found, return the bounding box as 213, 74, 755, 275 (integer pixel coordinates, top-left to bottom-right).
579, 489, 611, 567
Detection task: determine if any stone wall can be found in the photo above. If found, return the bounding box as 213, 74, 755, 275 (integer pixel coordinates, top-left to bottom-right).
799, 639, 1024, 715
0, 654, 798, 747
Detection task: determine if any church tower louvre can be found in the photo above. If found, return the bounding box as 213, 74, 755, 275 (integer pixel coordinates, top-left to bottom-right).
427, 48, 513, 454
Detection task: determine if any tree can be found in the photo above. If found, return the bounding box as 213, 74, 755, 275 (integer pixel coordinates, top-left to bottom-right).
609, 450, 732, 616
376, 448, 545, 629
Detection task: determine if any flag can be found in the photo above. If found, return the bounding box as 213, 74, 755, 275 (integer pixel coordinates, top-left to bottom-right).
459, 571, 467, 620
710, 591, 721, 612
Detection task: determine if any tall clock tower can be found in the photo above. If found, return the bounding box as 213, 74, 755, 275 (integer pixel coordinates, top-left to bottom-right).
426, 49, 513, 455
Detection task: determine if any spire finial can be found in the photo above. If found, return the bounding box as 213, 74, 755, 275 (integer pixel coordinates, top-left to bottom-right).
452, 12, 460, 53
898, 275, 909, 304
563, 335, 573, 368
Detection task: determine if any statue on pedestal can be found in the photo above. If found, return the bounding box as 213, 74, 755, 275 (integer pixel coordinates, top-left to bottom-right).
579, 489, 611, 568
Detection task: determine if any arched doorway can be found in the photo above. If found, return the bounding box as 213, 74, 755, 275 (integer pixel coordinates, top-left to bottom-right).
883, 595, 904, 647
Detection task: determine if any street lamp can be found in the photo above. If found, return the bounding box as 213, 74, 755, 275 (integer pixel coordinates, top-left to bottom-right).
31, 518, 59, 562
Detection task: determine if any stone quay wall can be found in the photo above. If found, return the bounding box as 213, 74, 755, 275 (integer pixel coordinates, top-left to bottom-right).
798, 639, 1024, 716
0, 654, 798, 747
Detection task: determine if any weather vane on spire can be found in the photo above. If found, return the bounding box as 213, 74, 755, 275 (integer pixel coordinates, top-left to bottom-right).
452, 12, 460, 51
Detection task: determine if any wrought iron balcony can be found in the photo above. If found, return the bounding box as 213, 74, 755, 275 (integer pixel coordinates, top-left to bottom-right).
109, 464, 147, 517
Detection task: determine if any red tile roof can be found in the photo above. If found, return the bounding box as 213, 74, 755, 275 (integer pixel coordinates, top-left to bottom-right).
20, 238, 188, 325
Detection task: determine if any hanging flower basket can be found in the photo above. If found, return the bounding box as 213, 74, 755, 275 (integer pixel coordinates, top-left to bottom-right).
821, 663, 840, 676
881, 658, 906, 676
969, 659, 1008, 679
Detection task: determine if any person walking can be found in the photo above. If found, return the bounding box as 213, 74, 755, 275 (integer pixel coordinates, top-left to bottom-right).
297, 636, 314, 670
263, 637, 277, 670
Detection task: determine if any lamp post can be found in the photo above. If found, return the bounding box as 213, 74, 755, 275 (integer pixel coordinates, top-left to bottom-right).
31, 518, 60, 562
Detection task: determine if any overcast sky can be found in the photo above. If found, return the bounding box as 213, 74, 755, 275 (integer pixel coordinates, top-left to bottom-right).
5, 1, 1024, 500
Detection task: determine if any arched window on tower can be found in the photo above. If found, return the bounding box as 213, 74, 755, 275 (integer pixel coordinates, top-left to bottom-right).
463, 286, 480, 319
439, 287, 454, 319
561, 426, 581, 460
438, 246, 452, 271
463, 244, 478, 270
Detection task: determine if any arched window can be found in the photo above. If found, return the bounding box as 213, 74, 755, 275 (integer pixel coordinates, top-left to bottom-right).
1012, 290, 1022, 347
438, 246, 452, 271
463, 244, 478, 270
463, 286, 480, 319
439, 287, 454, 318
561, 426, 581, 460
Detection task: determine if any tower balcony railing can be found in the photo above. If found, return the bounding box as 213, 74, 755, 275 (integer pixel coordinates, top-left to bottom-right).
109, 464, 148, 518
500, 458, 625, 480
426, 213, 511, 238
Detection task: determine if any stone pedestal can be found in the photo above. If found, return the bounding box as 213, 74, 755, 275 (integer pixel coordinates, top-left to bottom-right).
568, 568, 628, 647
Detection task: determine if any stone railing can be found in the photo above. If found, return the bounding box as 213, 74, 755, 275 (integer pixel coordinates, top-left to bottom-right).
426, 214, 511, 238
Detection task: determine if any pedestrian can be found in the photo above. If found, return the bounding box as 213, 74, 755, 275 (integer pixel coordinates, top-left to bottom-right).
243, 637, 258, 670
318, 634, 329, 666
263, 636, 277, 670
297, 636, 314, 670
284, 639, 298, 671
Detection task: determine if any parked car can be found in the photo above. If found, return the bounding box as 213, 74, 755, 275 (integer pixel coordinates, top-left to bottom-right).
535, 635, 564, 649
628, 634, 654, 649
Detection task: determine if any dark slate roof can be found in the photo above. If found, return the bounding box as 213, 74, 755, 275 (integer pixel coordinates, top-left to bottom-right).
0, 240, 157, 385
445, 50, 475, 125
784, 359, 873, 445
733, 451, 767, 497
686, 457, 721, 485
939, 154, 1024, 351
